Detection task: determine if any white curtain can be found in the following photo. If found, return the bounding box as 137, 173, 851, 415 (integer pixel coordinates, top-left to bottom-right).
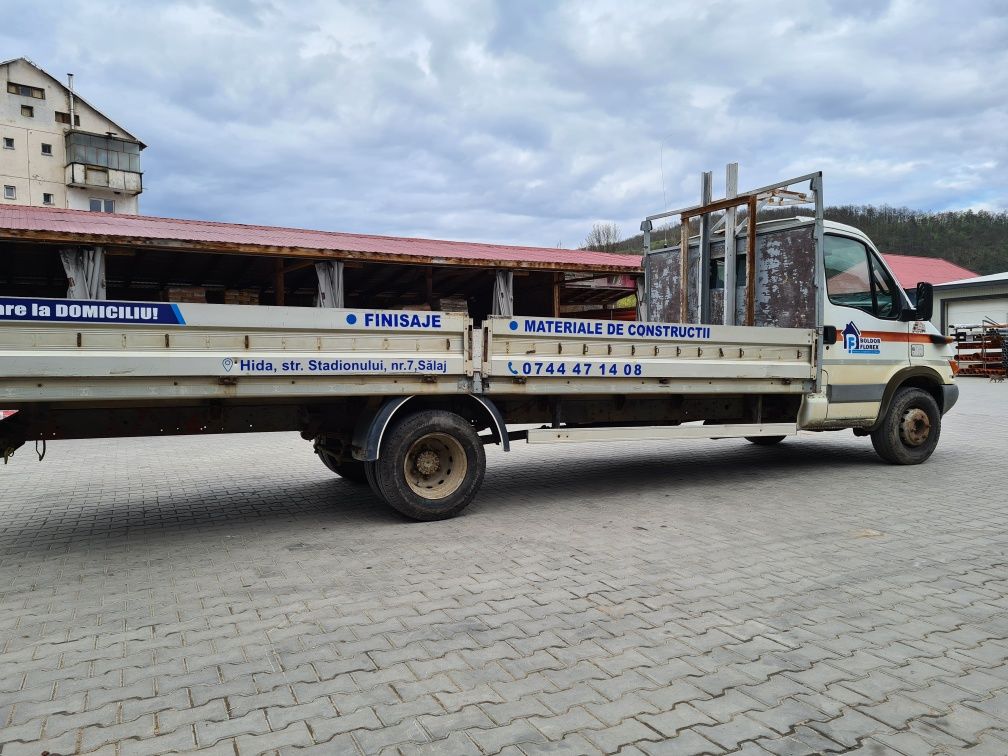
492, 270, 514, 316
60, 247, 106, 299
315, 260, 344, 308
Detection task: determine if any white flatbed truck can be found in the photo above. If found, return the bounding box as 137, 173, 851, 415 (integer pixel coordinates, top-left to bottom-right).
0, 171, 959, 520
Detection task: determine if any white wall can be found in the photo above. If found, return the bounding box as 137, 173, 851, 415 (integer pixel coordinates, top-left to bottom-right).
934, 283, 1008, 332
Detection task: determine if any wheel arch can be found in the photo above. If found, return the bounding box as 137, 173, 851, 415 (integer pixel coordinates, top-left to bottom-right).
352, 395, 509, 461
871, 366, 947, 432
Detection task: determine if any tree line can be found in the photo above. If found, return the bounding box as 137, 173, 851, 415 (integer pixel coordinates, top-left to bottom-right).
583, 206, 1008, 275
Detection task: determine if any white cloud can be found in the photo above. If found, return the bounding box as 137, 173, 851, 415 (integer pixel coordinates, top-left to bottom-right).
2, 0, 1005, 246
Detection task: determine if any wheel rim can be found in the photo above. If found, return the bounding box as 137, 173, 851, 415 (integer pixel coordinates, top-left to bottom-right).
899, 407, 931, 447
403, 432, 467, 500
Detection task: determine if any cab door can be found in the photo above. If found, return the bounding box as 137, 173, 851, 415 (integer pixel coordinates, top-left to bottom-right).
821, 234, 909, 421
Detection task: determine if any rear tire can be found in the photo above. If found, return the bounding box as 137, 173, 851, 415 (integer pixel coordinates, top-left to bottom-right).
870, 387, 941, 465
375, 409, 486, 521
745, 435, 786, 446
364, 460, 382, 494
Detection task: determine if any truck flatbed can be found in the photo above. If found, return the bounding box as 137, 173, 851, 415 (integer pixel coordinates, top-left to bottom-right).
0, 298, 815, 404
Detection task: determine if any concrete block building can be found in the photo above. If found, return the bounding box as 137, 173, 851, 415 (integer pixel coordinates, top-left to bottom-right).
0, 57, 144, 214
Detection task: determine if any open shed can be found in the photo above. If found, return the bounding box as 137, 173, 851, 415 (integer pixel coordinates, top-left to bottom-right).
0, 206, 641, 320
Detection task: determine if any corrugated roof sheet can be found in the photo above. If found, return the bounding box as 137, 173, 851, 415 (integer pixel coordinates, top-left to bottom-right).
881, 253, 978, 288
0, 205, 641, 273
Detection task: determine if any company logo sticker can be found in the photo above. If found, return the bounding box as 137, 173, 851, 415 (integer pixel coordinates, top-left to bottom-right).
842, 322, 881, 355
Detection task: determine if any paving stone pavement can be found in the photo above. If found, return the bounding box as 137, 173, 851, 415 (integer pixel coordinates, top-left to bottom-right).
1, 379, 1006, 755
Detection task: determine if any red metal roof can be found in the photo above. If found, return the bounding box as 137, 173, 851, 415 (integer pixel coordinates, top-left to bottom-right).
0, 205, 641, 273
882, 254, 977, 288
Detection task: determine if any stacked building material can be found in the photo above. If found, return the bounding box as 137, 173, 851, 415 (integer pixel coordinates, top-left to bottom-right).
952, 322, 1007, 378
224, 289, 260, 305
164, 286, 207, 303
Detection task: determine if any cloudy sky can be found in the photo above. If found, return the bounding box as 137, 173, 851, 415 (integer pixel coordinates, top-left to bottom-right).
4, 0, 1006, 247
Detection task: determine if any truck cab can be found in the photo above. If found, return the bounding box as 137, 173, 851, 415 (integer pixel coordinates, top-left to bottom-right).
820, 220, 957, 428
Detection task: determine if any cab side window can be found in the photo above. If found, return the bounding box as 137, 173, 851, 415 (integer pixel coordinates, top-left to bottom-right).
824, 235, 901, 319
868, 253, 899, 318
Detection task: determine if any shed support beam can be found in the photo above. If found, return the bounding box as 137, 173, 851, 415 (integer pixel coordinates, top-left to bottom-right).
274, 258, 285, 306
60, 246, 106, 299
492, 270, 514, 317
315, 260, 344, 308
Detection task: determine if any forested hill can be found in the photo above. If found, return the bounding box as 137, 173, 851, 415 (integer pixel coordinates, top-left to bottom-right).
607, 206, 1008, 276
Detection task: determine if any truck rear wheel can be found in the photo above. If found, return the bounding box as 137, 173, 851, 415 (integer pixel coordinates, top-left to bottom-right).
364, 460, 382, 493
375, 409, 486, 521
870, 387, 941, 465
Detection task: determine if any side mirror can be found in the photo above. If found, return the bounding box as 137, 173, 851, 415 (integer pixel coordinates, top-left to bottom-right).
915, 282, 934, 321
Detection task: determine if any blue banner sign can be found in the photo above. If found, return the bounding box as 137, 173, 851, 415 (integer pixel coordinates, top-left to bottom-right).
0, 297, 185, 325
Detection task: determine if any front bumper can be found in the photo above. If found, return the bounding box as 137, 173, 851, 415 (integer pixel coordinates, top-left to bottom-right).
941, 383, 959, 415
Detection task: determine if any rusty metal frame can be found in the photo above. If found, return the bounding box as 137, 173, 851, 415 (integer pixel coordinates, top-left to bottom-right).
641, 167, 825, 389
722, 163, 738, 326
697, 171, 713, 323
745, 195, 757, 325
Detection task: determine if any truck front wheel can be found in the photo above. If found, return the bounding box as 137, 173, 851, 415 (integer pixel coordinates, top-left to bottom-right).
375, 409, 486, 521
870, 387, 941, 465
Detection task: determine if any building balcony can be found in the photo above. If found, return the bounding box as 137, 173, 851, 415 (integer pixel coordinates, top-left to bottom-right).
64, 131, 143, 196
65, 162, 143, 194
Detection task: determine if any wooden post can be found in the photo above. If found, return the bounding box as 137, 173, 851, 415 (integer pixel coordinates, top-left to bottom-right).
552, 273, 561, 317
274, 257, 285, 306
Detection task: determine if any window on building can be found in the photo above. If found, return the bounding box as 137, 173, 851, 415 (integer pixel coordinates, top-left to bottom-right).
43, 192, 54, 205
66, 132, 141, 173
6, 82, 45, 99
54, 111, 80, 126
89, 198, 115, 213
3, 185, 15, 200
2, 137, 13, 150
41, 143, 52, 156
20, 105, 34, 118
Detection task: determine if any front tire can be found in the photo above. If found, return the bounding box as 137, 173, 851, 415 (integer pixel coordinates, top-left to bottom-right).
375, 410, 486, 521
870, 387, 941, 465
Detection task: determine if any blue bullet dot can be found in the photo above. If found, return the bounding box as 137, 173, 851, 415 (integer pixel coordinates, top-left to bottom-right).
509, 320, 518, 331
346, 313, 357, 324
